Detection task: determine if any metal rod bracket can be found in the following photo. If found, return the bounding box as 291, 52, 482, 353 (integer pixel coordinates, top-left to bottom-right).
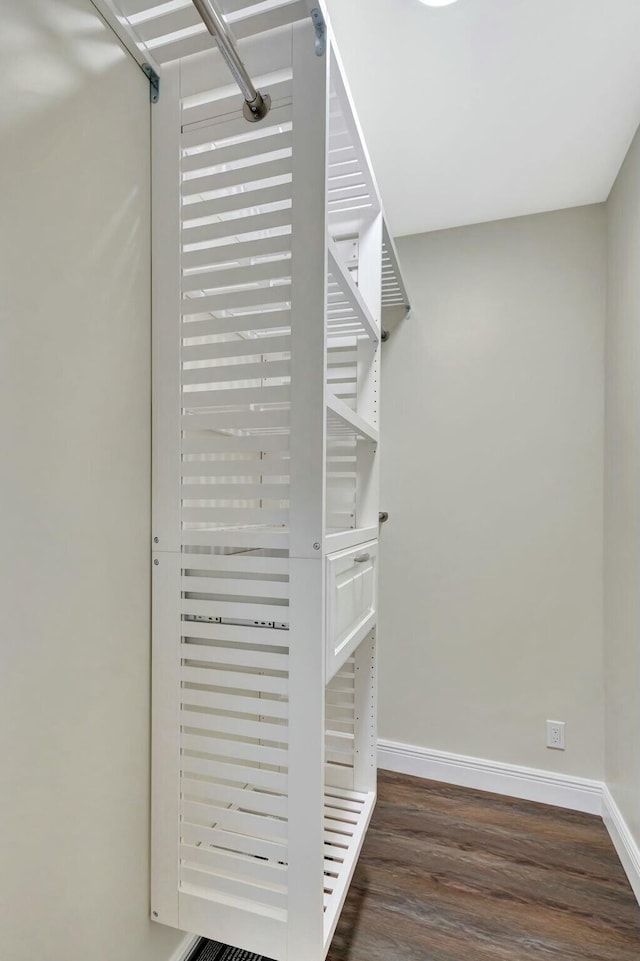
191, 0, 272, 122
243, 91, 272, 123
142, 63, 160, 103
311, 8, 327, 57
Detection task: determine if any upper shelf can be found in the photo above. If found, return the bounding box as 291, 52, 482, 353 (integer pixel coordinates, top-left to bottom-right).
106, 0, 310, 67
326, 395, 378, 446
327, 44, 410, 326
327, 239, 379, 343
381, 223, 411, 325
327, 51, 381, 237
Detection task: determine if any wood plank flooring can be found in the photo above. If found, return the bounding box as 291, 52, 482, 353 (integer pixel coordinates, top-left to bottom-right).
326, 771, 640, 961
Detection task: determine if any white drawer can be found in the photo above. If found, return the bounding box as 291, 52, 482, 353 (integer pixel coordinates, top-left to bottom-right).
326, 540, 378, 680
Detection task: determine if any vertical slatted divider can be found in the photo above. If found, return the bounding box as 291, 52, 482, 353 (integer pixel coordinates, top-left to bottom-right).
351, 210, 381, 801
152, 17, 298, 957
351, 210, 381, 798
286, 16, 329, 960
151, 60, 182, 929
353, 630, 377, 794
355, 211, 382, 530
325, 657, 356, 790
321, 37, 382, 951
146, 2, 408, 955
177, 31, 295, 946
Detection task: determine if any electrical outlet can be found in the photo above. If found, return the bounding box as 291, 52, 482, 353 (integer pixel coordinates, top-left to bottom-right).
546, 720, 565, 750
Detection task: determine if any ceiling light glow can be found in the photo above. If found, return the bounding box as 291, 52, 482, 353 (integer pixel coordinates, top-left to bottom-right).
419, 0, 459, 6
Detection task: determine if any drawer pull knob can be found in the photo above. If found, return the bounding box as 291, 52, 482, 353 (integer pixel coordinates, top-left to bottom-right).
354, 553, 370, 563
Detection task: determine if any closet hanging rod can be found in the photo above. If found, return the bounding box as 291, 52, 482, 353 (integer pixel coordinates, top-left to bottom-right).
191, 0, 271, 122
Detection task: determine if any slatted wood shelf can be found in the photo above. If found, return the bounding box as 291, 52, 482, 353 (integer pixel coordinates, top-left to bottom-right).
323, 788, 377, 950
326, 394, 378, 445
382, 222, 411, 322
327, 239, 380, 342
327, 48, 381, 237
118, 0, 309, 66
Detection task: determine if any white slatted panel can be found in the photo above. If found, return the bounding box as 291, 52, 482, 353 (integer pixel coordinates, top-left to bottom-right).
327, 245, 379, 342
326, 396, 378, 445
177, 40, 294, 921
326, 337, 357, 408
326, 51, 380, 238
326, 46, 409, 322
381, 223, 411, 320
325, 436, 357, 533
148, 4, 399, 952
325, 657, 355, 788
119, 0, 308, 64
325, 335, 357, 531
323, 61, 381, 535
331, 230, 410, 328
322, 663, 376, 947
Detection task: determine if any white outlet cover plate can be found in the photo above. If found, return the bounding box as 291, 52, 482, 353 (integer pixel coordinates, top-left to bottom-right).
546, 720, 565, 750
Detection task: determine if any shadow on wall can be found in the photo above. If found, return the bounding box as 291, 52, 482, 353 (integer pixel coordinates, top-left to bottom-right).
0, 0, 126, 133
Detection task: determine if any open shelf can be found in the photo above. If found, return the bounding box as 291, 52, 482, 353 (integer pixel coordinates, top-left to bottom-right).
327, 239, 380, 343
323, 788, 377, 950
326, 395, 378, 445
329, 224, 410, 331
381, 222, 411, 322
324, 527, 378, 554
327, 48, 381, 238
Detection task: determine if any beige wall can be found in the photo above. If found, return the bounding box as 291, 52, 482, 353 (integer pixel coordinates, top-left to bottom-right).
380, 206, 606, 779
0, 2, 185, 959
604, 126, 640, 841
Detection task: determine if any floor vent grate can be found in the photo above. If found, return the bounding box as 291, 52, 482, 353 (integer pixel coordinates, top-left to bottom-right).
192, 941, 273, 961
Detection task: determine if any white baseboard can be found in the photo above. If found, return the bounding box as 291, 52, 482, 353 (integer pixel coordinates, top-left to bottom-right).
602, 785, 640, 904
377, 738, 603, 815
169, 934, 201, 961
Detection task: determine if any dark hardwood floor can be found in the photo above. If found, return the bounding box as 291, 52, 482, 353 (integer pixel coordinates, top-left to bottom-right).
327, 771, 640, 961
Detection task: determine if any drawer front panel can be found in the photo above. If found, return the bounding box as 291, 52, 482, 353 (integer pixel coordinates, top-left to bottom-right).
326, 540, 378, 679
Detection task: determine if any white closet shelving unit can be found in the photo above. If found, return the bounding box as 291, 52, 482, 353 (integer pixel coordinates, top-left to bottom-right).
106, 0, 408, 957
